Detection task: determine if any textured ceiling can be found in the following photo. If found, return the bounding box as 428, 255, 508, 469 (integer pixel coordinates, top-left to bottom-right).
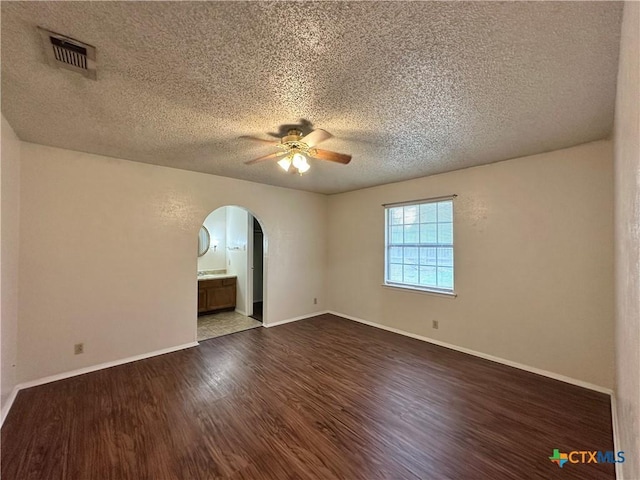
1, 1, 623, 194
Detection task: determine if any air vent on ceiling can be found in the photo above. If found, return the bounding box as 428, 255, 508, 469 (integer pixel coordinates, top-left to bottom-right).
38, 27, 97, 80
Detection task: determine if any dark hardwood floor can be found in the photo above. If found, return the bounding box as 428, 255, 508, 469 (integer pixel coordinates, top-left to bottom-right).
2, 314, 614, 479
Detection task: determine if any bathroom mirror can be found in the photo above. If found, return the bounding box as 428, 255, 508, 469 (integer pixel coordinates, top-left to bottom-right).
198, 226, 210, 257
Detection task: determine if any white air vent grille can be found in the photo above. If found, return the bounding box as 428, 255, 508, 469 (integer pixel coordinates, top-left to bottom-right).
38, 27, 97, 80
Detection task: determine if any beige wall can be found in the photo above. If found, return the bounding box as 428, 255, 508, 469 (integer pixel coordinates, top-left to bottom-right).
1, 115, 21, 412
328, 140, 614, 388
614, 2, 640, 478
18, 142, 327, 383
6, 117, 621, 417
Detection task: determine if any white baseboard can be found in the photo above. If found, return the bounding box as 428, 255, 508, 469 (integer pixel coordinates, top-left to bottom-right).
2, 314, 329, 424
1, 384, 21, 426
18, 341, 199, 390
327, 311, 613, 395
264, 311, 329, 328
0, 341, 199, 427
3, 313, 613, 430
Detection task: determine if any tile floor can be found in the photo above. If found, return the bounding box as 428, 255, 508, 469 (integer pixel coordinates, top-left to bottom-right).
197, 310, 262, 341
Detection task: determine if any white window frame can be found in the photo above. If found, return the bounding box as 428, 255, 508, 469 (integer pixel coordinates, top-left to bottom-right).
383, 195, 456, 296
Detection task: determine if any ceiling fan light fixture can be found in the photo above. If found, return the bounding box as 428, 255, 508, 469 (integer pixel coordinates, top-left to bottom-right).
297, 161, 310, 174
291, 152, 310, 174
243, 127, 350, 174
291, 152, 306, 169
277, 157, 292, 172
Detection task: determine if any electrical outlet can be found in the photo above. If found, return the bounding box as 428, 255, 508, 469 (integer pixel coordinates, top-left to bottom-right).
432, 320, 439, 329
314, 297, 317, 305
74, 343, 84, 355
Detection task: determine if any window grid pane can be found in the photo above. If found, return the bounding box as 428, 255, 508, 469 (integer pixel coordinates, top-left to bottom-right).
386, 199, 454, 291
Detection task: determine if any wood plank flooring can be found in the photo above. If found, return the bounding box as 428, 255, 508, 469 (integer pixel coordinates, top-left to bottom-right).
1, 314, 614, 479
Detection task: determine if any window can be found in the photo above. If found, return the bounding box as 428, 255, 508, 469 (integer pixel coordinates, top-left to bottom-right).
384, 197, 455, 294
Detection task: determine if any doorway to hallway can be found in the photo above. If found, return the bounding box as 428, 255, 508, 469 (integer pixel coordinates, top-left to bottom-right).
250, 216, 264, 322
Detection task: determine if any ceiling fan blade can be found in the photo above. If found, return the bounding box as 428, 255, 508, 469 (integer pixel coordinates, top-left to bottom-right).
300, 129, 332, 147
240, 135, 280, 146
244, 151, 287, 165
309, 148, 352, 164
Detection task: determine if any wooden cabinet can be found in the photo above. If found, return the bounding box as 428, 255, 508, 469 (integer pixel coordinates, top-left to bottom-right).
198, 277, 236, 314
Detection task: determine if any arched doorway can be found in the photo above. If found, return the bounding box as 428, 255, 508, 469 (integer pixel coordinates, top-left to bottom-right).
196, 205, 266, 341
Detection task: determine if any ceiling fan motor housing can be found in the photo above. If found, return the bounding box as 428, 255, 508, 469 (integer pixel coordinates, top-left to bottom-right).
281, 129, 303, 144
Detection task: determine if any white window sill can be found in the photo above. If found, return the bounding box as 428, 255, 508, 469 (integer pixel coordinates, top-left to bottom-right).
382, 283, 457, 298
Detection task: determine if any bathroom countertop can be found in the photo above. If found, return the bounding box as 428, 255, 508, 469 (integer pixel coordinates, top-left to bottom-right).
197, 274, 237, 281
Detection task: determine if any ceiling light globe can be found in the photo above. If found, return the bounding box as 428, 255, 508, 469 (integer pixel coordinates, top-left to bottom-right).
291, 153, 306, 169
297, 160, 310, 174
277, 157, 291, 172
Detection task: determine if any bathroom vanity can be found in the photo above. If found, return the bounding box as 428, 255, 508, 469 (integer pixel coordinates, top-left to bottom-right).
197, 275, 237, 314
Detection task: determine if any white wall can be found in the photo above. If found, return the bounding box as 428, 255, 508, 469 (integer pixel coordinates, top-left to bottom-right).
17, 142, 327, 383
614, 2, 640, 478
1, 115, 21, 413
327, 140, 614, 389
197, 207, 227, 271
226, 206, 249, 315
